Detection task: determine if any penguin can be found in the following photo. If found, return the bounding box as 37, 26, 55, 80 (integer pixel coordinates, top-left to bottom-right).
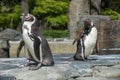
73, 19, 98, 60
17, 14, 54, 70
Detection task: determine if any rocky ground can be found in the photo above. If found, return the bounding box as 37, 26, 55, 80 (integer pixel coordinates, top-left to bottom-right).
0, 54, 120, 80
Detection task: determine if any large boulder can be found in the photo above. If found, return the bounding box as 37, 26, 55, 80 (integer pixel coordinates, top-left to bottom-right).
0, 54, 120, 80
70, 15, 120, 54
68, 0, 89, 39
0, 29, 21, 58
77, 15, 110, 52
68, 0, 101, 39
0, 38, 10, 58
0, 29, 21, 41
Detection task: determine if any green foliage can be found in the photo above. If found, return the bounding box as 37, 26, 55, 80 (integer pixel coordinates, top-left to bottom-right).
42, 30, 68, 38
0, 0, 69, 31
46, 15, 67, 29
0, 0, 21, 29
117, 61, 120, 64
31, 0, 69, 29
101, 9, 120, 20
1, 0, 120, 31
107, 0, 120, 13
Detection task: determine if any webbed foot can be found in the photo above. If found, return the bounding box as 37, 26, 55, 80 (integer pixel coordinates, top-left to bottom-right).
29, 63, 42, 70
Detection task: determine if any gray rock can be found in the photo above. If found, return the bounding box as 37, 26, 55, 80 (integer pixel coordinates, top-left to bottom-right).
68, 0, 89, 39
69, 15, 120, 54
65, 68, 80, 79
76, 77, 120, 80
0, 48, 8, 58
68, 0, 101, 39
92, 66, 120, 77
0, 29, 21, 41
0, 54, 120, 80
0, 74, 16, 80
0, 38, 10, 58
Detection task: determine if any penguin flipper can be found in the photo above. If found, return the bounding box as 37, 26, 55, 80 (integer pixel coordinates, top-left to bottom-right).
16, 40, 25, 57
73, 37, 81, 45
95, 41, 99, 53
30, 33, 41, 61
73, 39, 77, 45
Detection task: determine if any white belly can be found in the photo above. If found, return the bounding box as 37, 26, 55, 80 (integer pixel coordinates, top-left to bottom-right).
81, 27, 97, 57
22, 33, 40, 62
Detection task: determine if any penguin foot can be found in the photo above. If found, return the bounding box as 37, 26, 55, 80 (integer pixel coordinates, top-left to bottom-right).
24, 63, 30, 67
73, 55, 87, 61
24, 62, 38, 67
29, 63, 42, 70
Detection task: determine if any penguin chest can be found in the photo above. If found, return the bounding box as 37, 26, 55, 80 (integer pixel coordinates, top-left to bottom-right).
22, 23, 42, 62
84, 27, 97, 56
85, 27, 97, 46
22, 23, 34, 55
22, 33, 34, 55
22, 33, 42, 62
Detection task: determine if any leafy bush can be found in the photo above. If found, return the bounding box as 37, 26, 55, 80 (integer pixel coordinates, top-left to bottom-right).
31, 0, 69, 29
0, 5, 21, 29
0, 0, 69, 30
46, 15, 67, 29
101, 9, 120, 20
42, 30, 68, 38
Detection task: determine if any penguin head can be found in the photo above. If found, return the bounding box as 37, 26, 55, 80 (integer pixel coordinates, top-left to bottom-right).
84, 19, 91, 30
22, 14, 36, 32
24, 14, 35, 22
83, 19, 94, 35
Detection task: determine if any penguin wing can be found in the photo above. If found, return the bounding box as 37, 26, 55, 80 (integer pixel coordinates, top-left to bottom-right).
32, 33, 41, 60
16, 40, 25, 57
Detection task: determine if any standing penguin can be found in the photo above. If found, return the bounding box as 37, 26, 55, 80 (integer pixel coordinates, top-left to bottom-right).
17, 14, 54, 70
73, 19, 98, 60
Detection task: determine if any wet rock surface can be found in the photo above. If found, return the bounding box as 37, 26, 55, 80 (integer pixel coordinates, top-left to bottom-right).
0, 54, 120, 80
